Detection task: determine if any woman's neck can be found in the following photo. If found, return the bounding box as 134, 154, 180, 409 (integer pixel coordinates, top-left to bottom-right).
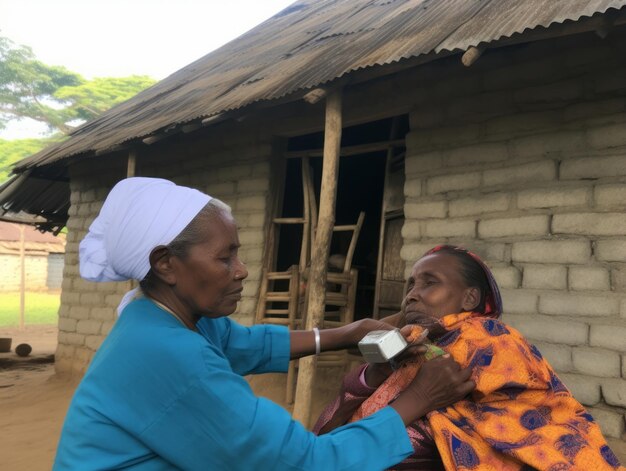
143, 288, 199, 331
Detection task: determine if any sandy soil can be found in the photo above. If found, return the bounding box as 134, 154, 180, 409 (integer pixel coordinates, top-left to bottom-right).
0, 326, 624, 470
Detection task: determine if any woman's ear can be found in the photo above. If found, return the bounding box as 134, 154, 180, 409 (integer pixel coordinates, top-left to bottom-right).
149, 246, 177, 285
461, 287, 480, 312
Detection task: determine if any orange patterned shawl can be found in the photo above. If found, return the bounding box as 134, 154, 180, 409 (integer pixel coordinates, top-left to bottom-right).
350, 312, 622, 470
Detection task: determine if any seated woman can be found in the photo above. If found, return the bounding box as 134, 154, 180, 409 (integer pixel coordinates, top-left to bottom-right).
315, 245, 621, 470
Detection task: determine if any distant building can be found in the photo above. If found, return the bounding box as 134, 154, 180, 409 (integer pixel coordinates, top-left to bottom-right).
0, 221, 65, 291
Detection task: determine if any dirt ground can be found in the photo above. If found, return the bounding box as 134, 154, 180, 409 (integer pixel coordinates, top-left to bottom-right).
0, 326, 624, 470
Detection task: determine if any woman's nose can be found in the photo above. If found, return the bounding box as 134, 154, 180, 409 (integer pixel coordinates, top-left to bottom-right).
235, 258, 248, 280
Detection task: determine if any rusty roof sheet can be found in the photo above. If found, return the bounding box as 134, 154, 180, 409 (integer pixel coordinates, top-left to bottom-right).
14, 0, 626, 170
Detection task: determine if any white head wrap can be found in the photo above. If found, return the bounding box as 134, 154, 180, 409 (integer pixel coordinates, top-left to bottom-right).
79, 177, 211, 314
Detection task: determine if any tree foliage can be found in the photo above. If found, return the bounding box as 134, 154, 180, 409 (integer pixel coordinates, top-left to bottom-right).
0, 137, 55, 182
0, 35, 156, 135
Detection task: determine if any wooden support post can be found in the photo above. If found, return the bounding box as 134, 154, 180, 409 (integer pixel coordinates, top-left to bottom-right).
292, 89, 343, 426
127, 151, 137, 177
461, 45, 485, 67
18, 224, 25, 331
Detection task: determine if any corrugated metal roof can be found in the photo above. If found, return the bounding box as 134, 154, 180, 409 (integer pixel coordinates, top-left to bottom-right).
13, 0, 626, 170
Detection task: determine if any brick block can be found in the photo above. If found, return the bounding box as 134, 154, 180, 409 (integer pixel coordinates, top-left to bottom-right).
540, 293, 619, 317
522, 265, 567, 290
509, 131, 587, 159
449, 193, 510, 217
589, 325, 626, 352
404, 179, 423, 198
517, 187, 589, 209
409, 107, 445, 129
514, 80, 582, 104
586, 406, 626, 438
569, 266, 610, 291
426, 172, 481, 195
76, 320, 103, 335
559, 373, 601, 406
533, 341, 573, 372
235, 196, 266, 212
58, 331, 85, 346
594, 184, 626, 207
237, 230, 264, 246
424, 219, 476, 238
485, 111, 560, 136
207, 182, 235, 196
444, 143, 508, 167
217, 165, 252, 181
596, 240, 626, 262
426, 123, 481, 148
401, 220, 422, 239
479, 215, 549, 238
101, 320, 116, 336
482, 160, 556, 188
91, 307, 115, 321
587, 123, 626, 149
500, 289, 538, 314
405, 200, 447, 219
79, 292, 104, 306
504, 314, 588, 345
573, 347, 621, 377
58, 317, 77, 333
238, 178, 269, 193
105, 294, 123, 307
400, 243, 439, 262
602, 379, 626, 408
85, 335, 104, 351
490, 266, 521, 289
561, 155, 626, 180
623, 354, 626, 379
611, 267, 626, 292
553, 212, 626, 236
69, 306, 91, 320
405, 150, 444, 174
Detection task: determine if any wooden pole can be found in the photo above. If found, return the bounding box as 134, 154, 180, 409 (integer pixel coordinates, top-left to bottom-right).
127, 151, 137, 177
292, 89, 343, 425
18, 224, 26, 331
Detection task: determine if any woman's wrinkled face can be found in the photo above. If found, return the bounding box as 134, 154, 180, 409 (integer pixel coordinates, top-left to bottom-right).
401, 253, 476, 330
171, 211, 248, 318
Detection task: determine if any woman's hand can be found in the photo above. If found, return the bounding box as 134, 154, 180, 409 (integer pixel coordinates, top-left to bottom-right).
391, 355, 475, 426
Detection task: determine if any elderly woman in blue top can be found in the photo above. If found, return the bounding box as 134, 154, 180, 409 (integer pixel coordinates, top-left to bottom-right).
54, 177, 474, 470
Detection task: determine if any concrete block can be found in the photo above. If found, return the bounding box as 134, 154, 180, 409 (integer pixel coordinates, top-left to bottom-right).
533, 341, 573, 372
424, 219, 476, 238
76, 320, 103, 335
444, 143, 508, 167
540, 293, 619, 317
611, 267, 626, 292
237, 230, 264, 246
58, 332, 86, 346
85, 335, 104, 351
517, 187, 590, 209
522, 265, 567, 290
217, 165, 252, 181
235, 196, 266, 212
405, 151, 444, 174
504, 314, 588, 345
400, 243, 440, 262
588, 123, 626, 149
409, 107, 445, 129
559, 373, 601, 406
238, 178, 269, 193
595, 184, 626, 207
79, 292, 104, 306
449, 193, 510, 217
561, 155, 626, 180
573, 348, 621, 377
514, 80, 582, 104
426, 172, 481, 195
427, 123, 481, 147
482, 160, 557, 188
509, 131, 587, 159
400, 220, 422, 239
91, 307, 115, 321
553, 212, 626, 236
69, 306, 91, 320
479, 215, 549, 238
596, 240, 626, 262
404, 179, 423, 198
58, 317, 77, 333
589, 325, 626, 352
101, 320, 116, 336
490, 266, 521, 289
405, 200, 447, 219
569, 266, 610, 291
105, 294, 123, 307
207, 182, 235, 196
485, 111, 560, 136
586, 406, 626, 438
500, 289, 538, 314
602, 379, 626, 408
623, 354, 626, 379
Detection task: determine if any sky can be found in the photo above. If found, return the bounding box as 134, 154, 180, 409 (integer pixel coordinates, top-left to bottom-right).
0, 0, 296, 139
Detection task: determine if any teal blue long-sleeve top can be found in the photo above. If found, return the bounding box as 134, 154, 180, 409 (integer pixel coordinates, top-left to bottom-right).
54, 298, 413, 470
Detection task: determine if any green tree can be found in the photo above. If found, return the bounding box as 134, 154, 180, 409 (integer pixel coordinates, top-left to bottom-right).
0, 137, 53, 182
0, 35, 156, 135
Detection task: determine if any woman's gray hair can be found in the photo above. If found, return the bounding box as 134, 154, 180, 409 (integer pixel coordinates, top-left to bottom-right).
140, 198, 231, 292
